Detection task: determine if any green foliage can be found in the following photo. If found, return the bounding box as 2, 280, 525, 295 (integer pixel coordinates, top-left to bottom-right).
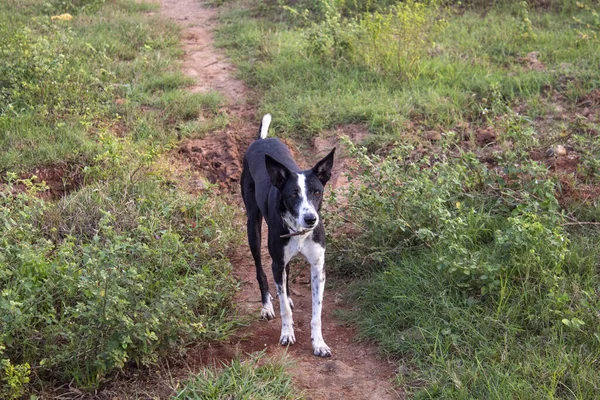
217, 0, 600, 140
347, 247, 600, 398
335, 136, 568, 292
47, 0, 106, 15
156, 90, 226, 123
296, 0, 445, 79
174, 352, 300, 400
0, 23, 110, 120
327, 112, 600, 397
329, 131, 600, 396
217, 0, 600, 397
0, 0, 239, 394
0, 166, 239, 387
572, 0, 600, 42
0, 343, 30, 400
0, 0, 218, 172
517, 1, 537, 40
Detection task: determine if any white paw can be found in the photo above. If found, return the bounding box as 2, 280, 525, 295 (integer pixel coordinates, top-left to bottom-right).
280, 327, 296, 346
260, 299, 275, 320
312, 340, 331, 357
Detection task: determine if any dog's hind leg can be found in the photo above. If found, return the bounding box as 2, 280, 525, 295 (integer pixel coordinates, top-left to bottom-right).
247, 209, 275, 320
285, 263, 294, 310
242, 165, 275, 321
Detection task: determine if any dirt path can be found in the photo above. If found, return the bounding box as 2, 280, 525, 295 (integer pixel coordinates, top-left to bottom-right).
160, 0, 401, 398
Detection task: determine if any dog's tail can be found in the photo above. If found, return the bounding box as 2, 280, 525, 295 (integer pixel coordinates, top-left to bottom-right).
258, 114, 271, 139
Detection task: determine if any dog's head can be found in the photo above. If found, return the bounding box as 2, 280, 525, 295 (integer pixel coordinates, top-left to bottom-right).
265, 148, 335, 232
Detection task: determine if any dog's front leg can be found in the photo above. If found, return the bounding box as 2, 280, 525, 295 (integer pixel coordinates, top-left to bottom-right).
273, 261, 295, 346
310, 252, 331, 357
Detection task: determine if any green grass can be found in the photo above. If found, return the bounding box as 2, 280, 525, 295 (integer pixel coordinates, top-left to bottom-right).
215, 0, 599, 141
215, 0, 600, 398
0, 0, 240, 396
324, 136, 600, 398
0, 0, 227, 173
174, 352, 300, 400
349, 247, 600, 398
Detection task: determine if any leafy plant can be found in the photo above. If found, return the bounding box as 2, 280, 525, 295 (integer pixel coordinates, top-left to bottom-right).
573, 0, 600, 42
0, 152, 240, 388
333, 137, 567, 293
0, 343, 30, 400
516, 1, 536, 40
297, 0, 445, 79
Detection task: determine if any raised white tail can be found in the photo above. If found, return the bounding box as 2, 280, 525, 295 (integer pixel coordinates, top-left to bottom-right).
259, 114, 272, 139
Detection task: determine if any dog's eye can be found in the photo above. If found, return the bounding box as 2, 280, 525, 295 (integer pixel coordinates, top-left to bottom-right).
290, 192, 299, 199
313, 190, 322, 197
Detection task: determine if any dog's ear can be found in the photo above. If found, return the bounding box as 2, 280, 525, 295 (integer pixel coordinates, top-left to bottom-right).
265, 154, 291, 190
312, 148, 335, 185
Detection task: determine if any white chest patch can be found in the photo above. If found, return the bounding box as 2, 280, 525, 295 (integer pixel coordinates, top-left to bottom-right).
283, 233, 325, 266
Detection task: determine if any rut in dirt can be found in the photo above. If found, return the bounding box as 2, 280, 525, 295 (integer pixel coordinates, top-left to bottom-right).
160, 0, 402, 398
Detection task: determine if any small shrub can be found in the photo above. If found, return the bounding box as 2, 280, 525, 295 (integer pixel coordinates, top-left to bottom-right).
298, 0, 445, 79
516, 1, 536, 40
333, 138, 567, 295
0, 343, 30, 400
0, 168, 239, 388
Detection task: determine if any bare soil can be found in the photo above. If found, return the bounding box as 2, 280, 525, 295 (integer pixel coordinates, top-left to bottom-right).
159, 0, 401, 399
0, 162, 84, 200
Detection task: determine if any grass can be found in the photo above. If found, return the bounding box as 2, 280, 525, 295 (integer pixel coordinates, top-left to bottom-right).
0, 0, 228, 173
0, 0, 241, 396
215, 0, 600, 398
215, 0, 599, 142
346, 240, 600, 398
174, 352, 300, 400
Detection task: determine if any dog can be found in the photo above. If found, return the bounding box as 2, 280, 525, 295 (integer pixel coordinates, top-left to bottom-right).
241, 114, 335, 357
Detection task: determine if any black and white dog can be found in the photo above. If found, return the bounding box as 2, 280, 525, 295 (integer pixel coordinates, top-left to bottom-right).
241, 114, 335, 357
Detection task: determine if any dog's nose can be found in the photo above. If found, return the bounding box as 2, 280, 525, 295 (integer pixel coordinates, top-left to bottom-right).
304, 214, 317, 227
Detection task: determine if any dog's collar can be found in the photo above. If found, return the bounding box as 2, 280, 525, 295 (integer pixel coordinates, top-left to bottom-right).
280, 228, 313, 238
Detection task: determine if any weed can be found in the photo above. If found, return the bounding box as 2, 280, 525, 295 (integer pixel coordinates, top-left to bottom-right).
517, 1, 537, 40
331, 138, 600, 396
298, 0, 445, 80
174, 352, 300, 400
573, 0, 600, 42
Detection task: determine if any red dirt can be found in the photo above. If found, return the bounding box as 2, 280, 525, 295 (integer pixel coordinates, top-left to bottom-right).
159, 0, 401, 399
1, 163, 84, 200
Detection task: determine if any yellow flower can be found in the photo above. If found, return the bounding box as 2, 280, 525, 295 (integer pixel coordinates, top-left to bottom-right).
51, 13, 73, 21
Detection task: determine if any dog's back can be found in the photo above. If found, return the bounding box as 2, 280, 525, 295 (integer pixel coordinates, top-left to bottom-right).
242, 115, 298, 215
